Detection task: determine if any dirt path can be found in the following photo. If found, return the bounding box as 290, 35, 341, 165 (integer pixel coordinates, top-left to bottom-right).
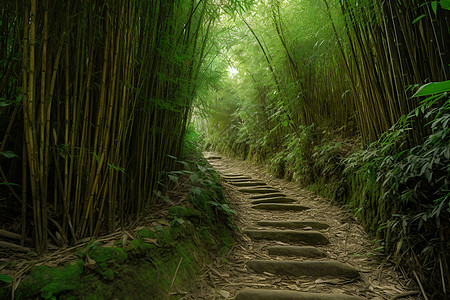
182, 152, 421, 300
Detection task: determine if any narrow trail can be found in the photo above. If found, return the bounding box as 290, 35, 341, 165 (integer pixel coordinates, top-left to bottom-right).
184, 152, 421, 300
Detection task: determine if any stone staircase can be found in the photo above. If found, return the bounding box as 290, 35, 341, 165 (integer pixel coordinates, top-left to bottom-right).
207, 156, 365, 300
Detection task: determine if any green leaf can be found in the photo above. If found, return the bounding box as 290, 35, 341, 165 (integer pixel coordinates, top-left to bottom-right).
16, 94, 23, 103
0, 274, 13, 283
168, 174, 178, 182
412, 80, 450, 97
197, 164, 207, 173
442, 0, 450, 10
160, 195, 172, 204
412, 14, 426, 24
91, 152, 100, 162
432, 1, 438, 14
0, 182, 20, 187
1, 151, 17, 158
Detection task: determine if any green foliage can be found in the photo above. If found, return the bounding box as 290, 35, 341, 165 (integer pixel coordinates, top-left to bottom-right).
341, 87, 450, 294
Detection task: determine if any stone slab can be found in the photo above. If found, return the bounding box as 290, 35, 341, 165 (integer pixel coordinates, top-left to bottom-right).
243, 230, 329, 245
251, 204, 309, 211
206, 156, 222, 159
235, 288, 364, 300
226, 178, 261, 182
249, 193, 285, 199
239, 188, 279, 194
247, 260, 359, 279
268, 246, 326, 258
257, 220, 329, 230
229, 182, 268, 187
223, 176, 252, 180
251, 197, 296, 204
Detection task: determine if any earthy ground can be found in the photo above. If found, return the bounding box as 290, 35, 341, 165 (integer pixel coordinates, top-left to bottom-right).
182, 152, 422, 300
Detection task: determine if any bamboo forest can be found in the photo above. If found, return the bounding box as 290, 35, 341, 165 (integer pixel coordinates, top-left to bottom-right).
0, 0, 449, 299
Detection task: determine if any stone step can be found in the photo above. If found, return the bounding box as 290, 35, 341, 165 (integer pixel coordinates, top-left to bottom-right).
257, 220, 329, 230
251, 197, 296, 204
243, 230, 329, 245
239, 187, 279, 194
235, 289, 364, 300
249, 193, 285, 199
268, 246, 326, 258
222, 173, 248, 177
206, 156, 222, 160
247, 260, 360, 279
229, 181, 268, 187
225, 178, 261, 183
223, 176, 252, 180
251, 204, 309, 211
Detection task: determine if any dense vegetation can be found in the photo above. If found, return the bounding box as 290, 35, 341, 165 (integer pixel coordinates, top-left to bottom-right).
196, 0, 450, 297
0, 0, 250, 252
1, 0, 450, 298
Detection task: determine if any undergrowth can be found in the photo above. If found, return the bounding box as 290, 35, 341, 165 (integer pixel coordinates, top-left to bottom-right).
1, 127, 234, 300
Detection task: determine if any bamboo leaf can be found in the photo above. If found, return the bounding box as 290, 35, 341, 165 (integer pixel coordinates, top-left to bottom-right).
431, 1, 438, 14
412, 80, 450, 97
1, 151, 17, 158
0, 98, 9, 107
168, 174, 178, 182
412, 14, 426, 24
0, 274, 13, 283
0, 182, 20, 187
442, 0, 450, 10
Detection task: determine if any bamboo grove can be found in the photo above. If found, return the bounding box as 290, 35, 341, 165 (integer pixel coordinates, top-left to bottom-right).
0, 0, 224, 253
197, 0, 450, 296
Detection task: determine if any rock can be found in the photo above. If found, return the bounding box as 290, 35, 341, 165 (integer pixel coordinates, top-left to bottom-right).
251, 197, 296, 204
223, 176, 252, 180
229, 182, 268, 187
251, 204, 309, 211
257, 220, 329, 230
268, 246, 327, 258
249, 193, 285, 199
225, 178, 261, 182
239, 188, 280, 194
243, 230, 329, 245
235, 288, 364, 300
247, 260, 360, 279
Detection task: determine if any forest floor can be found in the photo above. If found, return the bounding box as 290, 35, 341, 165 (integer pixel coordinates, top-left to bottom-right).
183, 152, 422, 300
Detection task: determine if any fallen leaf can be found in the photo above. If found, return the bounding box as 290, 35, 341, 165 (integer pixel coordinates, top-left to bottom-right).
218, 290, 230, 298
143, 238, 160, 246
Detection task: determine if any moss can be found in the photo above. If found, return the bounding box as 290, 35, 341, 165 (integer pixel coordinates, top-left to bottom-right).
17, 259, 84, 299
137, 228, 157, 239
89, 247, 128, 280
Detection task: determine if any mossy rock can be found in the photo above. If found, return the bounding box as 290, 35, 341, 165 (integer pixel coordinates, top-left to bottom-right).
17, 259, 84, 298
